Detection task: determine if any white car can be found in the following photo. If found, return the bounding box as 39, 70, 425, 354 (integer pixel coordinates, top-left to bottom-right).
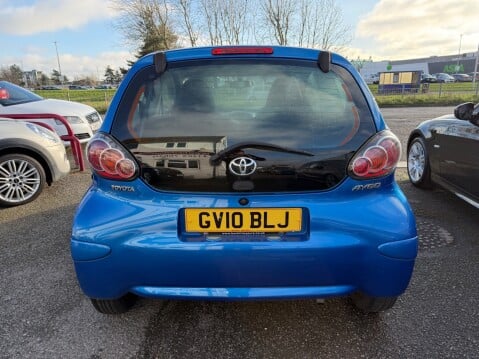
0, 118, 70, 207
364, 73, 379, 84
0, 81, 102, 144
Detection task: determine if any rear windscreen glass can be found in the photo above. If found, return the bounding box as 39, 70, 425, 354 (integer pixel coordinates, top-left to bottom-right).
111, 59, 376, 192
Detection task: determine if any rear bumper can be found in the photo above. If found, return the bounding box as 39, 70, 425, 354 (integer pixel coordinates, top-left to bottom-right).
71, 177, 418, 301
71, 234, 417, 300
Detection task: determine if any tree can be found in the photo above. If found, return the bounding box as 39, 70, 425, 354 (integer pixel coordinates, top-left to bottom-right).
51, 69, 68, 84
260, 0, 295, 45
175, 0, 199, 46
104, 66, 116, 84
114, 70, 124, 83
51, 69, 62, 85
112, 0, 178, 59
113, 0, 351, 55
259, 0, 351, 49
39, 73, 51, 87
296, 0, 352, 51
0, 64, 24, 85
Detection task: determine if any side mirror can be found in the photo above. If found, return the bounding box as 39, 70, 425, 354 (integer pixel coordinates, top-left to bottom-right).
454, 102, 474, 121
0, 88, 10, 100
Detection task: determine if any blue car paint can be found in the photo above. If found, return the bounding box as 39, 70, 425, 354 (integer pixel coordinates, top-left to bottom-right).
72, 46, 417, 302
72, 173, 417, 300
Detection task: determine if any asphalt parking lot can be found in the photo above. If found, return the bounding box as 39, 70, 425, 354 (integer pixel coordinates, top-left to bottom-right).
1, 107, 478, 359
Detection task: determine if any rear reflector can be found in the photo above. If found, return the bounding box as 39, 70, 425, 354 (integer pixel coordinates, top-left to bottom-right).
212, 47, 274, 55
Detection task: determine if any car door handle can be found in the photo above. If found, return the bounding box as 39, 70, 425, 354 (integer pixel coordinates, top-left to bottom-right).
433, 144, 440, 149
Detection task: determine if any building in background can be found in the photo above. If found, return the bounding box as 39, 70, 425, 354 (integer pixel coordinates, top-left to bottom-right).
22, 70, 42, 87
361, 51, 478, 79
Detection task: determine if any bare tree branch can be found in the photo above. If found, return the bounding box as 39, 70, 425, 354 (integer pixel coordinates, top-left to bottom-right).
175, 0, 198, 46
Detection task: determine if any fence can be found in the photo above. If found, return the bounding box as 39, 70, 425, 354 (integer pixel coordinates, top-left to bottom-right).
35, 83, 479, 113
370, 81, 479, 97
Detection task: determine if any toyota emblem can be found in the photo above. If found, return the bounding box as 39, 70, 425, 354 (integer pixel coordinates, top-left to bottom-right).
229, 157, 257, 176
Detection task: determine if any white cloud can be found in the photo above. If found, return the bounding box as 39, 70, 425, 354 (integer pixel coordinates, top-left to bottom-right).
355, 0, 479, 60
0, 0, 118, 35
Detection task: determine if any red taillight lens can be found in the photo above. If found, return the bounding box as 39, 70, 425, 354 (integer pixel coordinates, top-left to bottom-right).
86, 134, 138, 180
116, 159, 136, 178
364, 146, 388, 172
378, 137, 401, 169
87, 139, 109, 171
352, 157, 372, 176
100, 148, 124, 174
349, 131, 401, 179
212, 47, 274, 55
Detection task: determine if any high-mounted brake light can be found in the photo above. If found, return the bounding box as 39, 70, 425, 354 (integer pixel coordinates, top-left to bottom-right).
212, 47, 274, 55
349, 130, 401, 179
86, 134, 138, 180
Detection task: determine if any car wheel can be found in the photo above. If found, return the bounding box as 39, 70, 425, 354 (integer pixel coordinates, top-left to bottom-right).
351, 292, 398, 313
407, 137, 432, 188
90, 294, 137, 314
0, 154, 46, 207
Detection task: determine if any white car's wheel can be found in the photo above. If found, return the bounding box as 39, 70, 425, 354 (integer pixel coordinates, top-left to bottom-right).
407, 137, 432, 188
0, 154, 46, 207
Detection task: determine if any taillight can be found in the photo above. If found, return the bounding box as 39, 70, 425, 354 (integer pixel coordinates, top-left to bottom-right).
349, 130, 401, 179
86, 133, 138, 180
211, 47, 274, 55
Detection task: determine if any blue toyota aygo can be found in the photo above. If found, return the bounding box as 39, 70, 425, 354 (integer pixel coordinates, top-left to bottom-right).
71, 46, 418, 314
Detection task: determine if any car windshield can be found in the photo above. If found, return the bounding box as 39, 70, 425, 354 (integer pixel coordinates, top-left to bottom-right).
0, 81, 43, 107
111, 58, 376, 192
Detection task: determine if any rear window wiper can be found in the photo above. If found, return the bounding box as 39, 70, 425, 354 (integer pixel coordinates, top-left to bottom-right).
210, 141, 314, 165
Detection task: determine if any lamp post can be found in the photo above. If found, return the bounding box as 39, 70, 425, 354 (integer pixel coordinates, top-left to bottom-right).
54, 41, 63, 85
456, 34, 463, 73
473, 43, 478, 86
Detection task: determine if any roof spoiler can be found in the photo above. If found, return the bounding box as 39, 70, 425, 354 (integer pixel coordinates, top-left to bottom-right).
318, 51, 331, 73
154, 52, 167, 74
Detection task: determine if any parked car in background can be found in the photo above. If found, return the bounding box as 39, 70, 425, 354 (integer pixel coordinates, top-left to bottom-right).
0, 118, 70, 207
451, 73, 472, 82
0, 81, 102, 144
72, 46, 418, 315
433, 73, 455, 83
68, 85, 90, 90
364, 73, 379, 84
467, 72, 479, 81
94, 84, 114, 89
40, 85, 62, 90
420, 73, 437, 83
407, 102, 479, 208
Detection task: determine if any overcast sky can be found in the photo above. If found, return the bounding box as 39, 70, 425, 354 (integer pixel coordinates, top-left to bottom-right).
0, 0, 478, 80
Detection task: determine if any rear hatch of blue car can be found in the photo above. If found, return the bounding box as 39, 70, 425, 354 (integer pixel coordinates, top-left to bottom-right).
86, 47, 402, 236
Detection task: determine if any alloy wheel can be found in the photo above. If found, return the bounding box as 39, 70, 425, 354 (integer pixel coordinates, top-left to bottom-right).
408, 141, 426, 182
0, 157, 42, 204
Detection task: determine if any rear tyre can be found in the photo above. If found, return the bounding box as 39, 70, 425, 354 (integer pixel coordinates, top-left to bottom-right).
351, 292, 398, 313
0, 154, 46, 207
407, 137, 432, 188
90, 294, 137, 314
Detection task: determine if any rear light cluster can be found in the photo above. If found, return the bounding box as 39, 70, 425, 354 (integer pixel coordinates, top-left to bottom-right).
349, 130, 401, 179
86, 133, 138, 180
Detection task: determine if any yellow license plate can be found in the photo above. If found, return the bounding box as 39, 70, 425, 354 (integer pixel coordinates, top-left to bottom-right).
185, 208, 302, 233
